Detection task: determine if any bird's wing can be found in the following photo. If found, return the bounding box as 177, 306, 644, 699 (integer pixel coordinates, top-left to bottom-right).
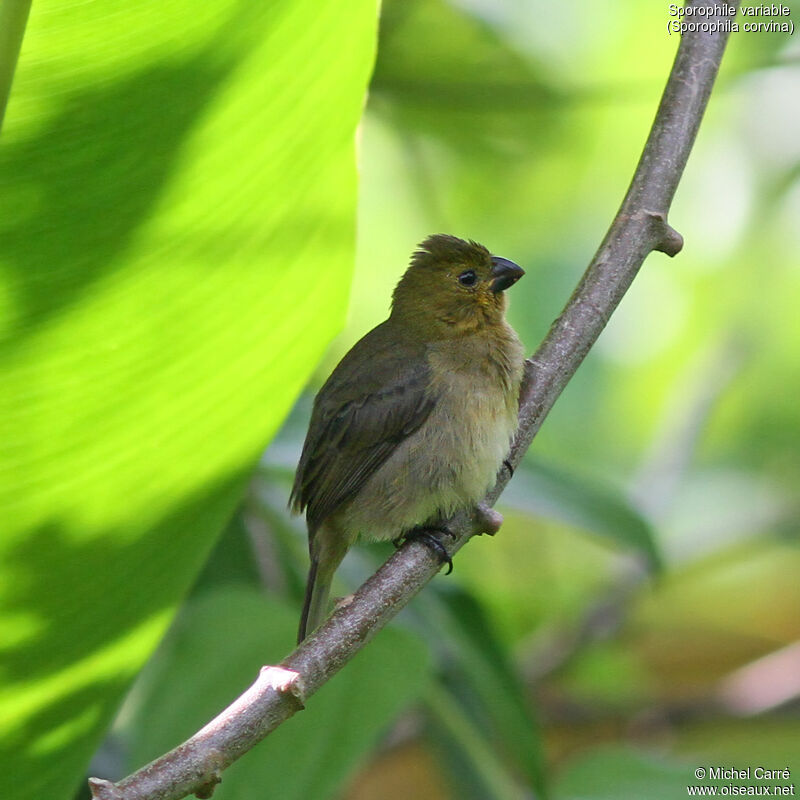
290, 323, 435, 534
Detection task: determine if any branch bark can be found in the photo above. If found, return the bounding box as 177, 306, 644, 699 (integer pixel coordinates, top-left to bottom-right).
89, 3, 740, 798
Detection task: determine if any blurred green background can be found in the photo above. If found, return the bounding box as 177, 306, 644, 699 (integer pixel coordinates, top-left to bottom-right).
2, 1, 799, 799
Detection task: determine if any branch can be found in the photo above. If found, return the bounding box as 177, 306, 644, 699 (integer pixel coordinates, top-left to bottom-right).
90, 3, 739, 798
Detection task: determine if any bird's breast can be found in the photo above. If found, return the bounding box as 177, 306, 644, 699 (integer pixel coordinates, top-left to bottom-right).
341, 330, 523, 542
422, 362, 519, 501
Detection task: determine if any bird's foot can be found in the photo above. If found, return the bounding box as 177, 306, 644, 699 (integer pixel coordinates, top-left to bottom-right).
399, 526, 454, 574
474, 503, 503, 536
503, 458, 514, 477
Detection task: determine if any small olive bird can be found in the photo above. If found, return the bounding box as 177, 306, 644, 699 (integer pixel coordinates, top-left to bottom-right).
291, 234, 525, 642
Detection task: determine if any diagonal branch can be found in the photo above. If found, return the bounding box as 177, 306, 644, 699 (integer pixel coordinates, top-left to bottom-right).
89, 3, 740, 798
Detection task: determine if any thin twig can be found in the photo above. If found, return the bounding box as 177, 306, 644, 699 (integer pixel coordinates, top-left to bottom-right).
89, 3, 740, 798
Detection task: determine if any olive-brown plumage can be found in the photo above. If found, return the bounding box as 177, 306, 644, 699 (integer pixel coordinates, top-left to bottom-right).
291, 234, 525, 641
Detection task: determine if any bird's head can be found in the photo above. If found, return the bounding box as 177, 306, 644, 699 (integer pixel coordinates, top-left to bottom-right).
391, 234, 524, 336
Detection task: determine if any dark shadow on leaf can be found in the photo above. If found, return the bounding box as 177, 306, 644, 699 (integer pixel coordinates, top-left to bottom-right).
0, 0, 269, 348
0, 467, 251, 795
0, 60, 231, 341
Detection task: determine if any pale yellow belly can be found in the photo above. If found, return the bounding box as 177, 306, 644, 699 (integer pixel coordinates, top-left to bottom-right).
340, 380, 518, 542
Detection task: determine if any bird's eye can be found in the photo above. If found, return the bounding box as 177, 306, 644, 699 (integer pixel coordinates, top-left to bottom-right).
457, 270, 478, 287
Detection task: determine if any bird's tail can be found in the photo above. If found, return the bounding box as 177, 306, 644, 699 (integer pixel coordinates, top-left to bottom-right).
299, 540, 348, 642
298, 557, 328, 643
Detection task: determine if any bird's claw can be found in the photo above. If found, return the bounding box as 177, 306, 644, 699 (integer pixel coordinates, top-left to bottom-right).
400, 526, 454, 574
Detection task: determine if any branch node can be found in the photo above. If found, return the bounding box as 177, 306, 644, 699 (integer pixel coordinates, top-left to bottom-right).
260, 665, 306, 708
644, 210, 684, 256
88, 778, 124, 800
193, 771, 221, 799
474, 503, 504, 536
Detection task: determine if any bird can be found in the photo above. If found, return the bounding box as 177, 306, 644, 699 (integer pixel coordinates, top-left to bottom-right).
290, 234, 525, 642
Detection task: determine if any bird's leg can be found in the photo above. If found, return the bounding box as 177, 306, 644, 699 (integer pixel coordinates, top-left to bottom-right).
503, 458, 514, 477
427, 523, 457, 539
394, 523, 453, 545
398, 526, 454, 574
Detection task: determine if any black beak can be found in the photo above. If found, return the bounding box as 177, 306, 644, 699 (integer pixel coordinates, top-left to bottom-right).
490, 256, 525, 294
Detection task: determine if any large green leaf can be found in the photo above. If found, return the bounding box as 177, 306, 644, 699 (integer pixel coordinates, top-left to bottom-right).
0, 1, 377, 797
0, 0, 32, 127
123, 588, 432, 800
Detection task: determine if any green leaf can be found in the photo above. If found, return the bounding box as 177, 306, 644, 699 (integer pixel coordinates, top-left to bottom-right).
0, 1, 377, 797
422, 587, 548, 799
0, 0, 32, 127
503, 460, 662, 570
372, 0, 562, 152
124, 588, 432, 800
425, 684, 529, 800
553, 745, 689, 800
